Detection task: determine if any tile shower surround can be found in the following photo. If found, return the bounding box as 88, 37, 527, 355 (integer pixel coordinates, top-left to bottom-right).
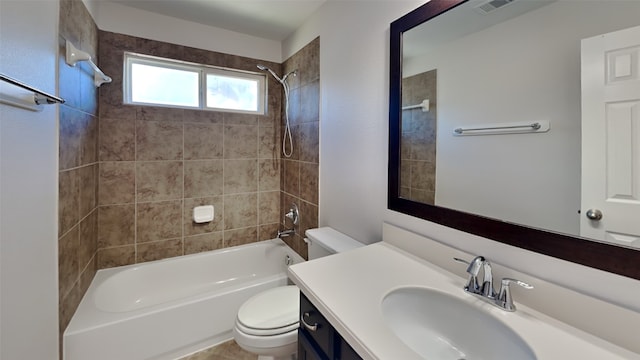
58, 0, 100, 342
57, 0, 320, 348
97, 30, 284, 268
96, 33, 320, 266
280, 37, 320, 258
400, 69, 437, 204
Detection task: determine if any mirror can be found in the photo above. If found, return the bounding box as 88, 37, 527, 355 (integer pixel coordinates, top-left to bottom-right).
389, 0, 640, 280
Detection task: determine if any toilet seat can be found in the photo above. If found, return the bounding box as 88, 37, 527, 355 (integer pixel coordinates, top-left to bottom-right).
236, 285, 299, 336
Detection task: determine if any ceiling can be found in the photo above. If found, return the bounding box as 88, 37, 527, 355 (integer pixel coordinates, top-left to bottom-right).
103, 0, 327, 41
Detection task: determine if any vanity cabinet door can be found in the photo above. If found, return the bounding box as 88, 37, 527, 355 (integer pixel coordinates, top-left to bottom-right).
300, 294, 334, 356
337, 339, 360, 360
299, 294, 363, 360
299, 329, 329, 360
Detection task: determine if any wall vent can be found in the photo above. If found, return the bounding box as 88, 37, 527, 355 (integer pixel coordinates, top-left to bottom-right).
475, 0, 516, 14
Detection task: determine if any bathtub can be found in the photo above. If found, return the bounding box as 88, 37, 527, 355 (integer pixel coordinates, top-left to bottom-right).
63, 239, 305, 360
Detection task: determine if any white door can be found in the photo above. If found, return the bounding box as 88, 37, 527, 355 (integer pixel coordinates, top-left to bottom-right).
581, 25, 640, 247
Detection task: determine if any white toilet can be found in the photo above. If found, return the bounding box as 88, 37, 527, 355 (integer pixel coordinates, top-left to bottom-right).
232, 227, 364, 360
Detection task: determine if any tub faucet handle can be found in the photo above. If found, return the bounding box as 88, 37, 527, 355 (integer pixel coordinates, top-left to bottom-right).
284, 203, 299, 226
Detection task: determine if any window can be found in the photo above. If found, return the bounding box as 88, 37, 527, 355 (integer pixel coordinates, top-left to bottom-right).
206, 71, 260, 112
124, 53, 266, 114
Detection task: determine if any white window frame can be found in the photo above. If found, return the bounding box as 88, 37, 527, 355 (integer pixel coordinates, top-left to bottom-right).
123, 52, 267, 115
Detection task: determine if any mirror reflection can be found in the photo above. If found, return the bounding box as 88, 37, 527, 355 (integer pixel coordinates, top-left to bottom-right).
399, 0, 640, 248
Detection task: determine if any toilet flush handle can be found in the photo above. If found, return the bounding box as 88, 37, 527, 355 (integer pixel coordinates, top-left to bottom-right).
301, 312, 319, 332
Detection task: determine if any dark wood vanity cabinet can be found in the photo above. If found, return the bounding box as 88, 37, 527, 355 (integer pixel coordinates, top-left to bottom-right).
298, 294, 362, 360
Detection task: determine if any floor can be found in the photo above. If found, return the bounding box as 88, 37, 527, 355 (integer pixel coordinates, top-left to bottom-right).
179, 340, 257, 360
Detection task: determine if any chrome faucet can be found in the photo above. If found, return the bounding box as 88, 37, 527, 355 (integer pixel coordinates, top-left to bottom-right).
454, 256, 532, 312
277, 229, 295, 238
277, 203, 299, 239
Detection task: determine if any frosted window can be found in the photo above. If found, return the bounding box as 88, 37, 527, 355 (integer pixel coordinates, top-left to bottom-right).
124, 53, 266, 114
130, 63, 199, 107
206, 74, 259, 112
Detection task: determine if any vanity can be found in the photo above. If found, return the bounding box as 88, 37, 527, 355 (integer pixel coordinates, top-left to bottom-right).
298, 293, 361, 360
289, 0, 640, 357
288, 224, 640, 359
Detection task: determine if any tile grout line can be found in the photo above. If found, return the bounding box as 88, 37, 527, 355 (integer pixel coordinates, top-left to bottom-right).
182, 118, 185, 256
134, 117, 138, 263
222, 115, 226, 248
256, 118, 260, 242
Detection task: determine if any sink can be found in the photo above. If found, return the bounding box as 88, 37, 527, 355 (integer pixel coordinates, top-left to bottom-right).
381, 287, 536, 360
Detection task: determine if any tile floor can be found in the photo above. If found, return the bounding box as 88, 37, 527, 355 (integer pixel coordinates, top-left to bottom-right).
179, 340, 257, 360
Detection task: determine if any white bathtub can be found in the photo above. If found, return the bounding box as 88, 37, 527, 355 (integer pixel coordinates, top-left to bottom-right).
64, 239, 305, 360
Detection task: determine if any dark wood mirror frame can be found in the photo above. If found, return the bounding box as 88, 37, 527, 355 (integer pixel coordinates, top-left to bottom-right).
388, 0, 640, 280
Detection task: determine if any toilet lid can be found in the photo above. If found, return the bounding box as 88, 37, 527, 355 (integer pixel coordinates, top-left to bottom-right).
237, 285, 299, 333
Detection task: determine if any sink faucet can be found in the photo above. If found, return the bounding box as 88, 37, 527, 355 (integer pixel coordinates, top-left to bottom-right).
454, 256, 532, 312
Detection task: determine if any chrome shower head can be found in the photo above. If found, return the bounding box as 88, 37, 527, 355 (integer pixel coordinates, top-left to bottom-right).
257, 64, 283, 83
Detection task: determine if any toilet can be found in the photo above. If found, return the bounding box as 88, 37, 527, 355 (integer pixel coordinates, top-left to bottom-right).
232, 227, 364, 360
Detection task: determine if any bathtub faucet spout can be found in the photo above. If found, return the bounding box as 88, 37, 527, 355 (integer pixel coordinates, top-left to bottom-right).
277, 229, 295, 238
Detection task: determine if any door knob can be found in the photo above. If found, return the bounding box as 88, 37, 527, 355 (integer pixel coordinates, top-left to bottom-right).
585, 209, 603, 221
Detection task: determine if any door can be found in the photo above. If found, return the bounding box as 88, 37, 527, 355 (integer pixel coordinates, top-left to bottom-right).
581, 25, 640, 247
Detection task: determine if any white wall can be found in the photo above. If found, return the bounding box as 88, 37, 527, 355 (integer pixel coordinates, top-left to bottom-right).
283, 1, 640, 312
283, 0, 423, 243
0, 1, 60, 359
94, 1, 283, 63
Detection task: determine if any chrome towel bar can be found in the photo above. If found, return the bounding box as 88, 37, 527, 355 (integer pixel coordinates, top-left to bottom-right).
0, 73, 65, 105
453, 121, 550, 136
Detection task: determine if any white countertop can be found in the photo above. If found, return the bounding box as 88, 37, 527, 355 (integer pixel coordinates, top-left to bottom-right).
287, 242, 640, 360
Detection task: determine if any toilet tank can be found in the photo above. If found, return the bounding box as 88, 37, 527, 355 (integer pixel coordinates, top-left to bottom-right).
305, 227, 364, 260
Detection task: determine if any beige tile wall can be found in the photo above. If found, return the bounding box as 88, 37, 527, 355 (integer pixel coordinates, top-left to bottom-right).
400, 69, 437, 204
96, 31, 289, 268
280, 38, 320, 258
58, 0, 100, 343
57, 13, 320, 345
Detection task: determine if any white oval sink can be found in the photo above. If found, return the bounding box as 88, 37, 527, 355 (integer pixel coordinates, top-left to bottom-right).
381, 287, 536, 360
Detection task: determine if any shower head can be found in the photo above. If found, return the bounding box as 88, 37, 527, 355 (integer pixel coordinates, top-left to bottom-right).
257, 64, 297, 85
257, 64, 283, 83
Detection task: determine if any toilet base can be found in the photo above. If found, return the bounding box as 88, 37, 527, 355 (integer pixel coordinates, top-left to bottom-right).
257, 354, 297, 360
233, 325, 298, 360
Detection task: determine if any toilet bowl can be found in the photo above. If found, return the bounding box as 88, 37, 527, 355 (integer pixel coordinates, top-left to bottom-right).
233, 227, 364, 360
232, 285, 299, 360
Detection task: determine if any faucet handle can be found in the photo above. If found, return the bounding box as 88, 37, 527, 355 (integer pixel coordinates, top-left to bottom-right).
453, 256, 485, 275
453, 256, 485, 293
496, 278, 533, 312
453, 257, 469, 265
